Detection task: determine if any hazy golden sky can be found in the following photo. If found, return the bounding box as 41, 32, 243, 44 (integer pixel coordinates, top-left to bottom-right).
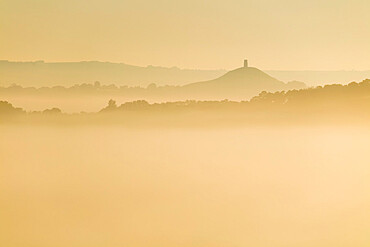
1, 0, 369, 70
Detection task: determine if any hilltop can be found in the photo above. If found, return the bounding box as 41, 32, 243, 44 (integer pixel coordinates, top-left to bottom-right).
183, 66, 306, 100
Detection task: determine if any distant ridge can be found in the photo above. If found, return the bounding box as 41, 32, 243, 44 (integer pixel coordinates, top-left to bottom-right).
2, 60, 370, 88
265, 70, 370, 86
0, 60, 226, 87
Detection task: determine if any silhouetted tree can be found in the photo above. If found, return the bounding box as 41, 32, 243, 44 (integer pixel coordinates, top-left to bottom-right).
43, 108, 62, 114
108, 99, 117, 108
0, 101, 25, 115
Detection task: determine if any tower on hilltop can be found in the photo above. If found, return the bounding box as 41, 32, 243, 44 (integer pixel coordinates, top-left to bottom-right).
244, 59, 248, 68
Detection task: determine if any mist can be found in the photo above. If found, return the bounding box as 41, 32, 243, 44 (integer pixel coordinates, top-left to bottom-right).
1, 125, 369, 247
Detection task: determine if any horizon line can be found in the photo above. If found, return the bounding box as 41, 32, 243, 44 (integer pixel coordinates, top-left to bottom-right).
1, 59, 370, 72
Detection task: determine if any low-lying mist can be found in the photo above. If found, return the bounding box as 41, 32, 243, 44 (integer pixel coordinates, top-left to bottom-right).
2, 79, 370, 127
1, 125, 369, 247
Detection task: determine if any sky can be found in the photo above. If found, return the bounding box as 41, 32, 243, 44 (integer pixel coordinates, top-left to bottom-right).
1, 0, 370, 70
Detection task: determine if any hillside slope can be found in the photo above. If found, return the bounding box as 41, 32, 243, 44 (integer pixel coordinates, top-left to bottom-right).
182, 67, 306, 100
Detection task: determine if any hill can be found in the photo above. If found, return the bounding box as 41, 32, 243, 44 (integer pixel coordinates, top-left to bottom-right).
182, 67, 306, 100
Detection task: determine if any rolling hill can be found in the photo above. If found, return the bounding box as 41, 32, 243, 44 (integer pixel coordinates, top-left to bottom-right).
181, 66, 306, 100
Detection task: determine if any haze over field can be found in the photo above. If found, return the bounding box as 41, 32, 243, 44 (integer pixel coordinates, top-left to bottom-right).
1, 79, 370, 126
1, 126, 370, 247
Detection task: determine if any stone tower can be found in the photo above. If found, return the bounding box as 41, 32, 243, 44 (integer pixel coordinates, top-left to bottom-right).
244, 59, 248, 68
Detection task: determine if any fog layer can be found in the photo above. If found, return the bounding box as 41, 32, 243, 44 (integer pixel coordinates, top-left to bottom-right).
1, 126, 369, 247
